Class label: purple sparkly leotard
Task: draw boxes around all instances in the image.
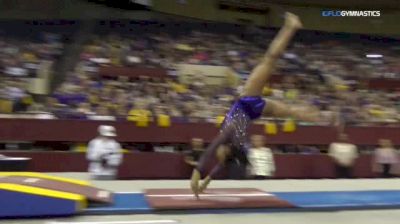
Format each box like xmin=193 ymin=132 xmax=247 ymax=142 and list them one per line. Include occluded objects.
xmin=196 ymin=96 xmax=266 ymax=174
xmin=221 ymin=96 xmax=266 ymax=152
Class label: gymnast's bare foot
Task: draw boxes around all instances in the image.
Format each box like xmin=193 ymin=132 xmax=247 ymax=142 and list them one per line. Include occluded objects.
xmin=199 ymin=175 xmax=211 ymax=193
xmin=190 ymin=169 xmax=201 ymax=199
xmin=285 ymin=12 xmax=302 ymax=29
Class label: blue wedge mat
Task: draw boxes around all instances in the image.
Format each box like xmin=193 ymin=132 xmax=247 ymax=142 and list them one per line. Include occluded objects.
xmin=85 ymin=193 xmax=152 ymax=214
xmin=84 ymin=190 xmax=400 ymax=215
xmin=0 ymin=189 xmax=80 ymax=218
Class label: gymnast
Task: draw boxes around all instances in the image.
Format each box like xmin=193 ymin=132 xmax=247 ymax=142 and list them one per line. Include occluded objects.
xmin=191 ymin=13 xmax=321 ymax=198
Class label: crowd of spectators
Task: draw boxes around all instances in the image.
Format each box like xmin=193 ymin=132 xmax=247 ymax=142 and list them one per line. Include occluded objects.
xmin=0 ymin=30 xmax=64 ymax=115
xmin=0 ymin=22 xmax=399 ymax=125
xmin=0 ymin=77 xmax=33 ymax=113
xmin=52 ymin=24 xmax=400 ymax=125
xmin=0 ymin=31 xmax=64 ymax=77
xmin=45 ymin=73 xmax=231 ymax=123
xmin=78 ymin=25 xmax=400 ymax=81
xmin=38 ymin=68 xmax=399 ymax=125
xmin=266 ymin=75 xmax=400 ymax=125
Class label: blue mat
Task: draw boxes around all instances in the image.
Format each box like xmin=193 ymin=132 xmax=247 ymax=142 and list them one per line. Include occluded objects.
xmin=86 ymin=193 xmax=152 ymax=214
xmin=85 ymin=190 xmax=400 ymax=215
xmin=275 ymin=191 xmax=400 ymax=209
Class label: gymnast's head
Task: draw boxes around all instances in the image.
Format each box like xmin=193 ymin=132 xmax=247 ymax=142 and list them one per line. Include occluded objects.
xmin=251 ymin=135 xmax=266 ymax=148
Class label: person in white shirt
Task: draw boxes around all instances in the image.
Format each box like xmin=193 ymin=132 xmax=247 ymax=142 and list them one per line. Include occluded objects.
xmin=87 ymin=125 xmax=123 ymax=180
xmin=247 ymin=135 xmax=275 ymax=179
xmin=328 ymin=133 xmax=358 ymax=178
xmin=373 ymin=139 xmax=399 ymax=178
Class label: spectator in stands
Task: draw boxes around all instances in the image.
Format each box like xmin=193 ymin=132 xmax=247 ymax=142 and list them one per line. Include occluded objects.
xmin=115 ymin=106 xmax=129 ymax=121
xmin=4 ymin=78 xmax=32 ymax=112
xmin=0 ymin=79 xmax=13 ymax=113
xmin=373 ymin=139 xmax=399 ymax=178
xmin=168 ymin=105 xmax=183 ymax=120
xmin=88 ymin=105 xmax=115 ymax=121
xmin=247 ymin=135 xmax=275 ymax=179
xmin=328 ymin=133 xmax=358 ymax=178
xmin=184 ymin=138 xmax=205 ymax=167
xmin=45 ymin=97 xmax=61 ymax=114
xmin=76 ymin=102 xmax=95 ymax=116
xmin=4 ymin=21 xmax=398 ymax=123
xmin=127 ymin=100 xmax=152 ymax=122
xmin=87 ymin=125 xmax=123 ymax=180
xmin=27 ymin=103 xmax=56 ymax=119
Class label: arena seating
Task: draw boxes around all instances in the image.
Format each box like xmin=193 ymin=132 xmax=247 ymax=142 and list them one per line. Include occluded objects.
xmin=0 ymin=21 xmax=399 ymax=127
xmin=48 ymin=21 xmax=399 ymax=125
xmin=0 ymin=21 xmax=75 ymax=115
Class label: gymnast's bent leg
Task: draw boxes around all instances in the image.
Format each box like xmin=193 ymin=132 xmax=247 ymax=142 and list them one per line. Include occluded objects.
xmin=191 ymin=128 xmax=233 ymax=197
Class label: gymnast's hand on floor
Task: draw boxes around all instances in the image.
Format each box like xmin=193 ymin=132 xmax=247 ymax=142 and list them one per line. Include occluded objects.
xmin=190 ymin=169 xmax=201 ymax=199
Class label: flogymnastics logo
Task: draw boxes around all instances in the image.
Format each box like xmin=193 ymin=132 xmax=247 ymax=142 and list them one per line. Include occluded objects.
xmin=322 ymin=10 xmax=381 ymax=17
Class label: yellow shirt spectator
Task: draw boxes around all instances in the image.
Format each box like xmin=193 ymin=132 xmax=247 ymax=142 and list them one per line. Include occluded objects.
xmin=285 ymin=89 xmax=298 ymax=100
xmin=22 ymin=52 xmax=37 ymax=62
xmin=369 ymin=108 xmax=384 ymax=117
xmin=127 ymin=109 xmax=152 ymax=122
xmin=22 ymin=96 xmax=34 ymax=105
xmin=0 ymin=99 xmax=13 ymax=113
xmin=157 ymin=114 xmax=171 ymax=127
xmin=128 ymin=109 xmax=152 ymax=127
xmin=105 ymin=102 xmax=118 ymax=111
xmin=335 ymin=84 xmax=349 ymax=91
xmin=89 ymin=95 xmax=99 ymax=105
xmin=175 ymin=44 xmax=194 ymax=51
xmin=282 ymin=118 xmax=296 ymax=132
xmin=170 ymin=82 xmax=188 ymax=94
xmin=262 ymin=86 xmax=272 ymax=96
xmin=264 ymin=121 xmax=277 ymax=135
xmin=216 ymin=115 xmax=225 ymax=127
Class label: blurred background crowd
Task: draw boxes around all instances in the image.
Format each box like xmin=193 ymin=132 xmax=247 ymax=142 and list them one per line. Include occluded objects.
xmin=1 ymin=21 xmax=398 ymax=125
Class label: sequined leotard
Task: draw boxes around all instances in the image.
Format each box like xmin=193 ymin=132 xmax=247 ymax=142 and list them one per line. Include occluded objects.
xmin=221 ymin=96 xmax=266 ymax=152
xmin=196 ymin=96 xmax=266 ymax=174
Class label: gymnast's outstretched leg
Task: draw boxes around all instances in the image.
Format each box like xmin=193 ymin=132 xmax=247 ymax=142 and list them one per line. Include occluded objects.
xmin=191 ymin=12 xmax=303 ymax=198
xmin=240 ymin=12 xmax=302 ymax=97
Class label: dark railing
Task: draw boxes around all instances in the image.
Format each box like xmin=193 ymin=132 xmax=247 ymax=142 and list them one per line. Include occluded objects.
xmin=1 ymin=151 xmax=378 ymax=179
xmin=0 ymin=118 xmax=399 ymax=145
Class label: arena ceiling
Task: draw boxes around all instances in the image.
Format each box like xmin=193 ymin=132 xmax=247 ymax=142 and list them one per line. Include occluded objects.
xmin=265 ymin=0 xmax=400 ymax=10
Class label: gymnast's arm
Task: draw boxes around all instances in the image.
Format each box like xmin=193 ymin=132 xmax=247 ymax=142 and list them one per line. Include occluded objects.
xmin=195 ymin=124 xmax=234 ymax=172
xmin=184 ymin=156 xmax=198 ymax=166
xmin=263 ymin=99 xmax=321 ymax=123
